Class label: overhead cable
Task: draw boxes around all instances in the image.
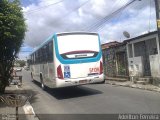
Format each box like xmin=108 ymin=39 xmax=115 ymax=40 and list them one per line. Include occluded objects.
xmin=85 ymin=0 xmax=137 ymax=32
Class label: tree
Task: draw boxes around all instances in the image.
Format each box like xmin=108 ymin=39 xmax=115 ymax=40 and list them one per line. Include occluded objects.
xmin=15 ymin=60 xmax=26 ymax=67
xmin=0 ymin=0 xmax=26 ymax=93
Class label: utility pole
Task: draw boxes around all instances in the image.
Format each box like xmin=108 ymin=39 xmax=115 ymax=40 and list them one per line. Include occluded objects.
xmin=155 ymin=0 xmax=160 ymax=42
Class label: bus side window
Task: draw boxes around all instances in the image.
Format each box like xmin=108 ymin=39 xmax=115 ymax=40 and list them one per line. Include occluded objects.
xmin=48 ymin=41 xmax=53 ymax=62
xmin=40 ymin=48 xmax=43 ymax=63
xmin=40 ymin=46 xmax=46 ymax=63
xmin=30 ymin=54 xmax=33 ymax=64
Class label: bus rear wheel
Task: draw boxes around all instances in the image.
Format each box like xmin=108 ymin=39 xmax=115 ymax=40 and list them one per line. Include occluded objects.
xmin=31 ymin=72 xmax=34 ymax=81
xmin=40 ymin=75 xmax=45 ymax=90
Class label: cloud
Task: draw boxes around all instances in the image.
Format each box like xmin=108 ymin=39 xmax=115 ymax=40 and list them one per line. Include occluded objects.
xmin=20 ymin=0 xmax=157 ymax=59
xmin=97 ymin=0 xmax=157 ymax=43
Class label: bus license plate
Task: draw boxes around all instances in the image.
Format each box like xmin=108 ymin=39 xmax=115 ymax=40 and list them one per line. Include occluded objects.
xmin=79 ymin=80 xmax=87 ymax=84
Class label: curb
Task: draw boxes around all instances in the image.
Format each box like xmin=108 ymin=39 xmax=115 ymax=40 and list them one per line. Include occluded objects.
xmin=105 ymin=81 xmax=160 ymax=93
xmin=16 ymin=85 xmax=39 ymax=120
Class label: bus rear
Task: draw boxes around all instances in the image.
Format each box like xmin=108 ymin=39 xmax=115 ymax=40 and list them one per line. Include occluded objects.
xmin=54 ymin=32 xmax=104 ymax=88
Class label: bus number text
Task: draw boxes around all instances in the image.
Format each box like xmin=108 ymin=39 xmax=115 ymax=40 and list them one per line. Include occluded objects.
xmin=89 ymin=67 xmax=99 ymax=73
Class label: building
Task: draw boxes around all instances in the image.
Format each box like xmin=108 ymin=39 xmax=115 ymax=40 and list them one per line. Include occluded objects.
xmin=102 ymin=41 xmax=129 ymax=79
xmin=101 ymin=41 xmax=120 ymax=50
xmin=102 ymin=31 xmax=160 ymax=86
xmin=126 ymin=31 xmax=160 ymax=86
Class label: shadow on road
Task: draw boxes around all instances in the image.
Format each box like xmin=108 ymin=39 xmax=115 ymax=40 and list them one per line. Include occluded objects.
xmin=32 ymin=80 xmax=103 ymax=100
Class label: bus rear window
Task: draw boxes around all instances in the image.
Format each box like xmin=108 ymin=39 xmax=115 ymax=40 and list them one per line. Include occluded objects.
xmin=57 ymin=34 xmax=100 ymax=59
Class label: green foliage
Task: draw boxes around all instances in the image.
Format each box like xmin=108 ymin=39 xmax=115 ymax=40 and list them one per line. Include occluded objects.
xmin=15 ymin=60 xmax=26 ymax=67
xmin=0 ymin=0 xmax=26 ymax=93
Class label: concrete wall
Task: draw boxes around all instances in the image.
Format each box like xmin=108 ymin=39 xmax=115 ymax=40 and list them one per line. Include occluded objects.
xmin=128 ymin=57 xmax=143 ymax=77
xmin=149 ymin=55 xmax=160 ymax=77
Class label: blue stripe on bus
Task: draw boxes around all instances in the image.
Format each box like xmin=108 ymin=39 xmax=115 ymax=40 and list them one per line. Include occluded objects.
xmin=53 ymin=34 xmax=102 ymax=64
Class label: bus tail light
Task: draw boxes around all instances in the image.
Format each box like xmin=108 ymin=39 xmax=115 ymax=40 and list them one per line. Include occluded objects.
xmin=57 ymin=65 xmax=64 ymax=79
xmin=100 ymin=61 xmax=103 ymax=74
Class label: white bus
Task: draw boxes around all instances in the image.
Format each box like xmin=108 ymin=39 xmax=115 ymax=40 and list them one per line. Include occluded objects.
xmin=30 ymin=32 xmax=104 ymax=89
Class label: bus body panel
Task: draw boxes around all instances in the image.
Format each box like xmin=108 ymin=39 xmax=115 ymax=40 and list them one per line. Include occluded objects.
xmin=31 ymin=39 xmax=57 ymax=88
xmin=55 ymin=60 xmax=102 ymax=79
xmin=42 ymin=62 xmax=56 ymax=88
xmin=56 ymin=74 xmax=104 ymax=88
xmin=31 ymin=64 xmax=40 ymax=81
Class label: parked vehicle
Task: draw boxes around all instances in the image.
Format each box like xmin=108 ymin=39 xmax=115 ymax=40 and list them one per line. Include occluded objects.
xmin=14 ymin=67 xmax=22 ymax=72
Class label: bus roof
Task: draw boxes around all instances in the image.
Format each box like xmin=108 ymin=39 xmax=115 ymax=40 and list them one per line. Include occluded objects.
xmin=30 ymin=32 xmax=99 ymax=55
xmin=56 ymin=32 xmax=98 ymax=36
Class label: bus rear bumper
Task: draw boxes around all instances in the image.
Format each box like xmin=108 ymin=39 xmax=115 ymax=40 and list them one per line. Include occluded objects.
xmin=55 ymin=74 xmax=104 ymax=88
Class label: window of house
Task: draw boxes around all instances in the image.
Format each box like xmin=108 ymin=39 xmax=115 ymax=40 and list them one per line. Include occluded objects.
xmin=134 ymin=41 xmax=145 ymax=57
xmin=146 ymin=38 xmax=158 ymax=55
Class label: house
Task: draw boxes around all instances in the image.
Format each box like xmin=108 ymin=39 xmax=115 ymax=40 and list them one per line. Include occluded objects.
xmin=101 ymin=41 xmax=120 ymax=50
xmin=102 ymin=31 xmax=160 ymax=86
xmin=126 ymin=31 xmax=160 ymax=86
xmin=102 ymin=41 xmax=129 ymax=79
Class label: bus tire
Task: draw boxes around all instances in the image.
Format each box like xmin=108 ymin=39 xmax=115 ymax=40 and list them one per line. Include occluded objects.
xmin=102 ymin=79 xmax=106 ymax=84
xmin=98 ymin=79 xmax=105 ymax=84
xmin=31 ymin=72 xmax=34 ymax=81
xmin=40 ymin=74 xmax=45 ymax=90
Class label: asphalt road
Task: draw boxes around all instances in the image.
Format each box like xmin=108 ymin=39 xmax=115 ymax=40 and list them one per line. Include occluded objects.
xmin=21 ymin=70 xmax=160 ymax=120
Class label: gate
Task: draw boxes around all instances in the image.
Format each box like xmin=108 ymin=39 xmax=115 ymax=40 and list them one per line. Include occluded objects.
xmin=134 ymin=41 xmax=151 ymax=76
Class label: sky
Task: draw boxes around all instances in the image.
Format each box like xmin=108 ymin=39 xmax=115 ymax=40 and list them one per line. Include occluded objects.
xmin=19 ymin=0 xmax=157 ymax=60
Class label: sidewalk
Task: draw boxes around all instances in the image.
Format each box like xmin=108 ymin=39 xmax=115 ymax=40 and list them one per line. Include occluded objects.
xmin=0 ymin=84 xmax=38 ymax=120
xmin=105 ymin=80 xmax=160 ymax=93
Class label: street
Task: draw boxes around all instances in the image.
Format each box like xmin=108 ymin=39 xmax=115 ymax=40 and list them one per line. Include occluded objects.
xmin=21 ymin=70 xmax=160 ymax=117
xmin=1 ymin=0 xmax=160 ymax=120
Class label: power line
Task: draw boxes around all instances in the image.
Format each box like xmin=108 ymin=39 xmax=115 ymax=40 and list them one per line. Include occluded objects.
xmin=61 ymin=0 xmax=90 ymax=18
xmin=89 ymin=0 xmax=137 ymax=31
xmin=80 ymin=0 xmax=124 ymax=31
xmin=97 ymin=0 xmax=139 ymax=32
xmin=84 ymin=0 xmax=137 ymax=32
xmin=62 ymin=0 xmax=91 ymax=31
xmin=26 ymin=0 xmax=91 ymax=30
xmin=25 ymin=0 xmax=65 ymax=14
xmin=25 ymin=0 xmax=91 ymax=26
